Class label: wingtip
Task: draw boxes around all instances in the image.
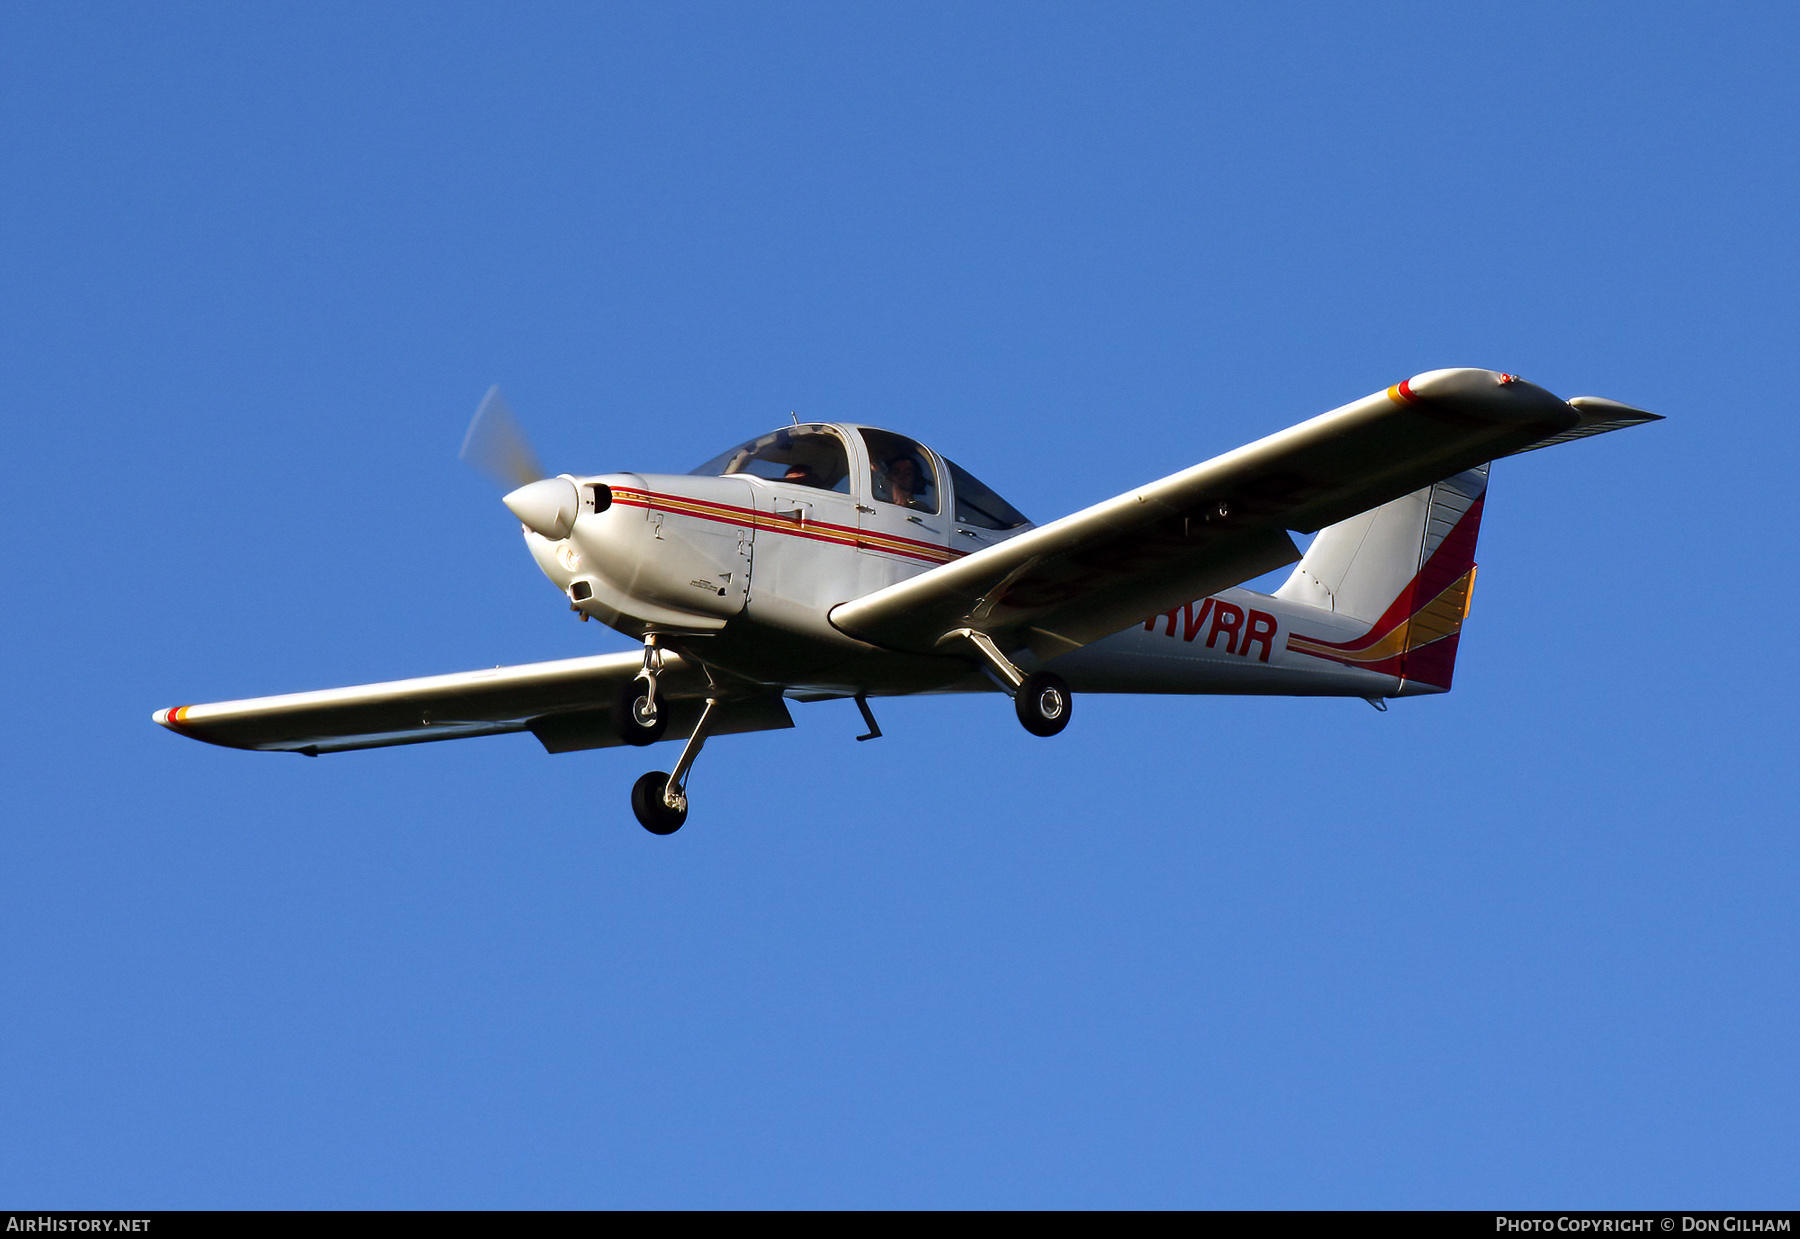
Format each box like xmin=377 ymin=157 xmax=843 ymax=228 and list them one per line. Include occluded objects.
xmin=1567 ymin=395 xmax=1664 ymax=423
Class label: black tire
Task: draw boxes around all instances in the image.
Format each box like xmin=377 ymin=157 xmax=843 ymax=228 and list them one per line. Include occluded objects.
xmin=630 ymin=771 xmax=687 ymax=835
xmin=1015 ymin=670 xmax=1072 ymax=737
xmin=616 ymin=680 xmax=667 ymax=747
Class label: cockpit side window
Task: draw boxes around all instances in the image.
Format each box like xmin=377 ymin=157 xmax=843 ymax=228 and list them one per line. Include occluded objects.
xmin=946 ymin=458 xmax=1030 ymax=530
xmin=859 ymin=429 xmax=939 ymax=515
xmin=689 ymin=426 xmax=852 ymax=493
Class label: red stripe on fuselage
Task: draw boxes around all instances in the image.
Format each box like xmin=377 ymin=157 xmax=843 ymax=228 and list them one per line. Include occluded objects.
xmin=611 ymin=488 xmax=963 ymax=565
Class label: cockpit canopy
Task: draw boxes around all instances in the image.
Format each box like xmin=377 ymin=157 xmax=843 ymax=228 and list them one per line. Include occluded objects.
xmin=690 ymin=424 xmax=1030 ymax=531
xmin=688 ymin=426 xmax=854 ymax=493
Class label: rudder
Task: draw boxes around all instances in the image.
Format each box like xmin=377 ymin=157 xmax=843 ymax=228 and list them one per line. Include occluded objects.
xmin=1275 ymin=465 xmax=1487 ymax=691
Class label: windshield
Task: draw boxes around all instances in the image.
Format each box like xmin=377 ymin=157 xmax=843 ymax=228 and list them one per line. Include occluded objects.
xmin=689 ymin=426 xmax=852 ymax=493
xmin=946 ymin=458 xmax=1030 ymax=530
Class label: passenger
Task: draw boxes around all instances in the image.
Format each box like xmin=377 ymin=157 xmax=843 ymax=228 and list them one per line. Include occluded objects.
xmin=880 ymin=455 xmax=926 ymax=509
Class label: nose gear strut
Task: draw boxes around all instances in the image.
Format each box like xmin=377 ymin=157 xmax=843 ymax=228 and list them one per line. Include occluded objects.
xmin=616 ymin=635 xmax=670 ymax=746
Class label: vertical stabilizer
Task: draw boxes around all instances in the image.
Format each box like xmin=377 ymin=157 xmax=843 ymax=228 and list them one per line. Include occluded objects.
xmin=1275 ymin=465 xmax=1487 ymax=691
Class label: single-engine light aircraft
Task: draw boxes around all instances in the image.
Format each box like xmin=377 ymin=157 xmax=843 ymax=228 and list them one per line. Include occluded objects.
xmin=155 ymin=369 xmax=1660 ymax=834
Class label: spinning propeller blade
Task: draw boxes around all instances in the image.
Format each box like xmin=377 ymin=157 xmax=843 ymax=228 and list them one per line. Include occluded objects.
xmin=459 ymin=386 xmax=545 ymax=490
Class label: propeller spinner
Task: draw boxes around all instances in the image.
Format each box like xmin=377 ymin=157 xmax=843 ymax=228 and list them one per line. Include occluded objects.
xmin=459 ymin=386 xmax=579 ymax=540
xmin=502 ymin=477 xmax=580 ymax=540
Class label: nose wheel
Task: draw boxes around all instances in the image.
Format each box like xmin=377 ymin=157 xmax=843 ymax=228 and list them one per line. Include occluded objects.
xmin=616 ymin=680 xmax=667 ymax=746
xmin=617 ymin=636 xmax=669 ymax=746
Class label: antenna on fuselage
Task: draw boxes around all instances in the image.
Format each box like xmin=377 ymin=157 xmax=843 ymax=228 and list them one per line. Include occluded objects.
xmin=789 ymin=410 xmax=800 ymax=426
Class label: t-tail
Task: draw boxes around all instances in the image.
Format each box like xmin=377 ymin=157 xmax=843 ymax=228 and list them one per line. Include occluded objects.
xmin=1025 ymin=387 xmax=1659 ymax=701
xmin=1057 ymin=467 xmax=1491 ymax=699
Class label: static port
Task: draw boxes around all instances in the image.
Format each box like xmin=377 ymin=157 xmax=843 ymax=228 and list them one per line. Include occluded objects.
xmin=570 ymin=580 xmax=593 ymax=601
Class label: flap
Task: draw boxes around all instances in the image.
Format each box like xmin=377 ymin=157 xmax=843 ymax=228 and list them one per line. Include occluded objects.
xmin=528 ymin=695 xmax=793 ymax=754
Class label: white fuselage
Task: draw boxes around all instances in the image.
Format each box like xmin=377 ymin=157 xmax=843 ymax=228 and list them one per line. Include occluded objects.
xmin=520 ymin=423 xmax=1418 ymax=702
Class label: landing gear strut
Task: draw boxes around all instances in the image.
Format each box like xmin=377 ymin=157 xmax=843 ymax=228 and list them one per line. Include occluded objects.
xmin=629 ymin=696 xmax=723 ymax=835
xmin=617 ymin=635 xmax=669 ymax=746
xmin=942 ymin=627 xmax=1074 ymax=738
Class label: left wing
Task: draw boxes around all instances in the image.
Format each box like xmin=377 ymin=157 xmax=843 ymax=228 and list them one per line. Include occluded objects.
xmin=153 ymin=651 xmax=792 ymax=755
xmin=830 ymin=369 xmax=1587 ymax=660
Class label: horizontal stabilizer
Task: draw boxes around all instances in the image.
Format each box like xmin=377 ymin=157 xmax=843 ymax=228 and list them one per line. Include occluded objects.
xmin=1505 ymin=395 xmax=1662 ymax=455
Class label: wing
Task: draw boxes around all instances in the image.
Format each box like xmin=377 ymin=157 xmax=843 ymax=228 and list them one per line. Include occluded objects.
xmin=153 ymin=651 xmax=792 ymax=756
xmin=830 ymin=369 xmax=1584 ymax=660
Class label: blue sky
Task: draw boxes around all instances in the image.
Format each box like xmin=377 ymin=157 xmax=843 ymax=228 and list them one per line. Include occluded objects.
xmin=2 ymin=1 xmax=1795 ymax=1208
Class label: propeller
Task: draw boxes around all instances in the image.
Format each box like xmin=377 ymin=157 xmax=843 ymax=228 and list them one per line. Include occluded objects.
xmin=459 ymin=385 xmax=545 ymax=491
xmin=459 ymin=386 xmax=578 ymax=540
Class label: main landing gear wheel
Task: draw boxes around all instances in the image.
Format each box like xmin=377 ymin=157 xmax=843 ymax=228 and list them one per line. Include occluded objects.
xmin=630 ymin=771 xmax=687 ymax=834
xmin=616 ymin=680 xmax=667 ymax=746
xmin=1015 ymin=670 xmax=1072 ymax=737
xmin=628 ymin=695 xmax=720 ymax=837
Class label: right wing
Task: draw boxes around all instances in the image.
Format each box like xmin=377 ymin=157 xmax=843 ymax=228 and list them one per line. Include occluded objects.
xmin=153 ymin=651 xmax=792 ymax=756
xmin=830 ymin=369 xmax=1591 ymax=660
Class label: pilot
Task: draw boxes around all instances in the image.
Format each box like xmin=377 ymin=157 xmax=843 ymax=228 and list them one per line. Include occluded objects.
xmin=782 ymin=462 xmax=823 ymax=488
xmin=879 ymin=454 xmax=928 ymax=509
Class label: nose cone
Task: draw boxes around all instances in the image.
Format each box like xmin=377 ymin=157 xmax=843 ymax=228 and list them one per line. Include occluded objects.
xmin=503 ymin=477 xmax=580 ymax=540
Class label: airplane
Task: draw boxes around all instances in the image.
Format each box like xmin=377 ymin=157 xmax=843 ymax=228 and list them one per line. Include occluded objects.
xmin=153 ymin=368 xmax=1660 ymax=835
